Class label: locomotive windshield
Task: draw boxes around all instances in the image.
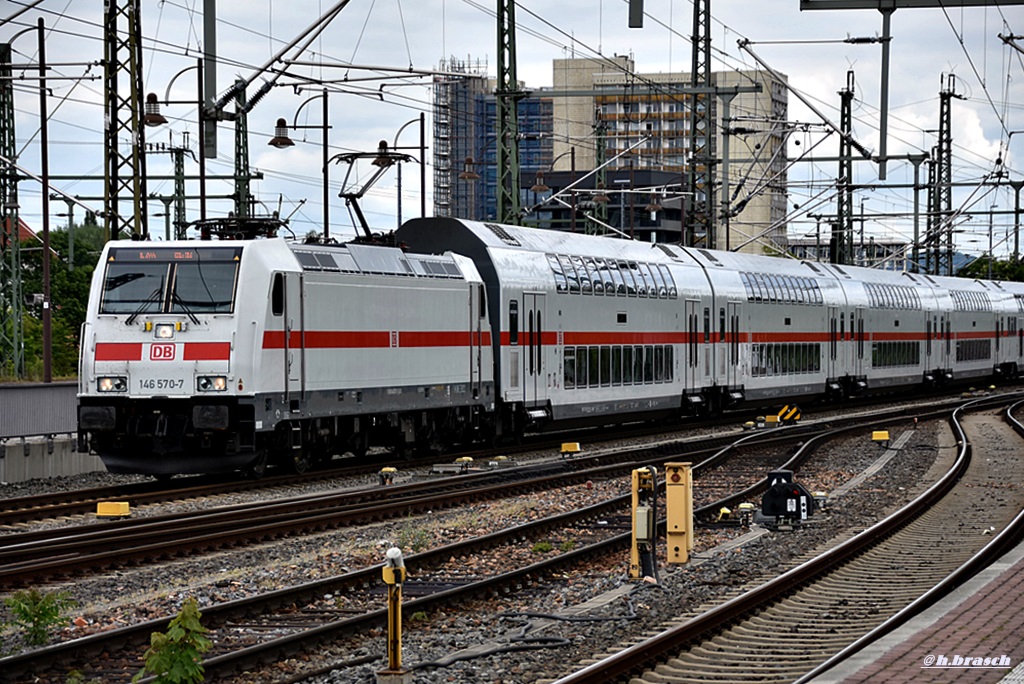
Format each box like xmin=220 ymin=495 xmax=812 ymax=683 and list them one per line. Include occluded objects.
xmin=99 ymin=246 xmax=242 ymax=316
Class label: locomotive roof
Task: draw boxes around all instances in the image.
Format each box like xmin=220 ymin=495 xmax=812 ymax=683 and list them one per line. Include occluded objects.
xmin=288 ymin=239 xmax=466 ymax=279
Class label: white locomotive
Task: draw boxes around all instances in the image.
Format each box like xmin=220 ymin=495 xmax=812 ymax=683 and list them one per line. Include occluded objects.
xmin=78 ymin=218 xmax=1024 ymax=476
xmin=78 ymin=238 xmax=492 ymax=476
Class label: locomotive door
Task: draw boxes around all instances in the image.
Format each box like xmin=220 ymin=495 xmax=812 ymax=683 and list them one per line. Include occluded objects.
xmin=283 ymin=272 xmax=305 ymax=403
xmin=684 ymin=300 xmax=699 ymax=390
xmin=523 ymin=293 xmax=547 ymax=407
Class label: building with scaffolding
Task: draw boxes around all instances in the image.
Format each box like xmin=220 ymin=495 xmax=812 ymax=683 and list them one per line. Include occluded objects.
xmin=433 ymin=57 xmax=553 ymax=221
xmin=433 ymin=56 xmax=789 ymax=255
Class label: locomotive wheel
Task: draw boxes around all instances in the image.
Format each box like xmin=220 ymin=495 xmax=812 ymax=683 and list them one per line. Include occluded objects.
xmin=349 ymin=432 xmax=369 ymax=459
xmin=291 ymin=449 xmax=312 ymax=474
xmin=246 ymin=451 xmax=268 ymax=479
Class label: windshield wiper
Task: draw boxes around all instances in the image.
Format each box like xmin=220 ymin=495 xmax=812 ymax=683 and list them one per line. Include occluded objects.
xmin=126 ymin=287 xmax=163 ymax=325
xmin=170 ymin=290 xmax=201 ymax=325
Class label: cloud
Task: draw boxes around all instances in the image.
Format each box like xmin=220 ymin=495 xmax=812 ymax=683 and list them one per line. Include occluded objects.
xmin=3 ymin=0 xmax=1020 ymax=248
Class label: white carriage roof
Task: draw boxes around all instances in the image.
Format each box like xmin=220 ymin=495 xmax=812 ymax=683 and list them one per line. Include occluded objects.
xmin=408 ymin=218 xmax=697 ymax=266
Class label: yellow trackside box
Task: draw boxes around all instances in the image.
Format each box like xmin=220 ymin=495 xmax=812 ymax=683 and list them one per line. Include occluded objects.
xmin=97 ymin=501 xmax=130 ymax=517
xmin=872 ymin=430 xmax=890 ymax=443
xmin=664 ymin=462 xmax=693 ymax=564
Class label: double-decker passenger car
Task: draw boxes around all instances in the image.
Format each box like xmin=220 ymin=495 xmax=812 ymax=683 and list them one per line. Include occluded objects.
xmin=396 ymin=217 xmax=1024 ymax=424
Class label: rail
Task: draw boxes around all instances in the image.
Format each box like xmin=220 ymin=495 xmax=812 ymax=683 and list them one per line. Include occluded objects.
xmin=550 ymin=394 xmax=1020 ymax=684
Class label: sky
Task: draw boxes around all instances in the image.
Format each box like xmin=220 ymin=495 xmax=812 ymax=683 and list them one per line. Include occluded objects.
xmin=2 ymin=0 xmax=1023 ymax=257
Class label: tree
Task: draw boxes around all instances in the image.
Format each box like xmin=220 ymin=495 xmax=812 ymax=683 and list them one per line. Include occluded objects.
xmin=956 ymin=256 xmax=1024 ymax=282
xmin=9 ymin=222 xmax=105 ymax=380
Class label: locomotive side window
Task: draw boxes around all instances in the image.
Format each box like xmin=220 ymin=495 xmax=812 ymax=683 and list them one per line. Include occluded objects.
xmin=272 ymin=273 xmax=284 ymax=316
xmin=478 ymin=284 xmax=486 ymax=318
xmin=509 ymin=300 xmax=519 ymax=345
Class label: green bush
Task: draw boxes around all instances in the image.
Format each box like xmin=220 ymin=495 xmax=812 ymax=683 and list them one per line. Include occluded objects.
xmin=65 ymin=671 xmax=102 ymax=684
xmin=531 ymin=541 xmax=554 ymax=554
xmin=134 ymin=597 xmax=212 ymax=684
xmin=3 ymin=588 xmax=77 ymax=646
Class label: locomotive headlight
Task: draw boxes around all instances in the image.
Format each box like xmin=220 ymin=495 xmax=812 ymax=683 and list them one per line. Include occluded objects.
xmin=197 ymin=375 xmax=228 ymax=392
xmin=154 ymin=323 xmax=175 ymax=339
xmin=97 ymin=376 xmax=128 ymax=392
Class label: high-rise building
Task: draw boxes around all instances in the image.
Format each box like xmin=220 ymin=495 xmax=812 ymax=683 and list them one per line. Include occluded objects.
xmin=434 ymin=55 xmax=789 ymax=255
xmin=432 ymin=57 xmax=552 ymax=221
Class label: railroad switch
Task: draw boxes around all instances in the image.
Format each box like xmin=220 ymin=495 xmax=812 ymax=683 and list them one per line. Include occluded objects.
xmin=377 ymin=547 xmax=412 ymax=684
xmin=664 ymin=462 xmax=693 ymax=565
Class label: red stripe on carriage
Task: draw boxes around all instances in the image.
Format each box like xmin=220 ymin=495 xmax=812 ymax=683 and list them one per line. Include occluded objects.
xmin=262 ymin=330 xmax=492 ymax=349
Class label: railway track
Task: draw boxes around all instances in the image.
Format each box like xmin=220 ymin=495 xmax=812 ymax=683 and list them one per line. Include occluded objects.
xmin=0 ymin=424 xmax=819 ymax=588
xmin=0 ymin=391 xmax=987 ymax=528
xmin=0 ymin=407 xmax=932 ymax=683
xmin=548 ymin=396 xmax=1024 ymax=684
xmin=0 ymin=418 xmax=744 ymax=528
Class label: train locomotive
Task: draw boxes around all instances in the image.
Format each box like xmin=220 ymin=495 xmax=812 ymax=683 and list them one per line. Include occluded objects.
xmin=78 ymin=217 xmax=1024 ymax=476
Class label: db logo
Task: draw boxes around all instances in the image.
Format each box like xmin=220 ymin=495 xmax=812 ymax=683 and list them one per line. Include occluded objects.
xmin=150 ymin=343 xmax=176 ymax=361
